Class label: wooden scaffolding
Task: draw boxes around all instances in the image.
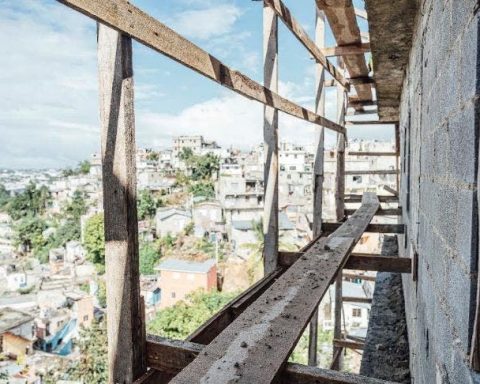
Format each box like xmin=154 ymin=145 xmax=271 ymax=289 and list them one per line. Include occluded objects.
xmin=55 ymin=0 xmax=409 ymax=383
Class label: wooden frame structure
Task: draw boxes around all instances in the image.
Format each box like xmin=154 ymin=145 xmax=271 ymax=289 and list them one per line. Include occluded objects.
xmin=55 ymin=0 xmax=405 ymax=383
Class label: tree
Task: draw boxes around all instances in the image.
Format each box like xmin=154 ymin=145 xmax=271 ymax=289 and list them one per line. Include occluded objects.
xmin=139 ymin=243 xmax=161 ymax=275
xmin=137 ymin=190 xmax=162 ymax=220
xmin=7 ymin=183 xmax=50 ymax=220
xmin=66 ymin=320 xmax=108 ymax=383
xmin=148 ymin=289 xmax=237 ymax=339
xmin=84 ymin=214 xmax=105 ymax=268
xmin=78 ymin=160 xmax=91 ymax=174
xmin=14 ymin=215 xmax=47 ymax=253
xmin=189 ymin=182 xmax=215 ymax=199
xmin=146 ymin=151 xmax=159 ymax=161
xmin=0 ymin=184 xmax=10 ymax=209
xmin=64 ymin=189 xmax=87 ymax=220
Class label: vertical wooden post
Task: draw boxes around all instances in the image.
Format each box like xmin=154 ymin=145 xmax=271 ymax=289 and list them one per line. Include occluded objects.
xmin=332 ymin=58 xmax=346 ymax=371
xmin=308 ymin=6 xmax=326 ymax=367
xmin=263 ymin=2 xmax=279 ymax=275
xmin=98 ymin=24 xmax=146 ymax=383
xmin=395 ymin=123 xmax=400 ymax=192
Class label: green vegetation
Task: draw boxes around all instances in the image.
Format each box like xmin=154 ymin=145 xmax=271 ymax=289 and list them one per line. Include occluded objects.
xmin=139 ymin=242 xmax=161 ymax=275
xmin=62 ymin=160 xmax=91 ymax=177
xmin=7 ymin=182 xmax=50 ymax=220
xmin=0 ymin=184 xmax=10 ymax=209
xmin=148 ymin=289 xmax=237 ymax=339
xmin=189 ymin=181 xmax=215 ymax=198
xmin=84 ymin=213 xmax=105 ymax=271
xmin=289 ymin=329 xmax=334 ymax=366
xmin=146 ymin=151 xmax=159 ymax=161
xmin=137 ymin=189 xmax=163 ymax=220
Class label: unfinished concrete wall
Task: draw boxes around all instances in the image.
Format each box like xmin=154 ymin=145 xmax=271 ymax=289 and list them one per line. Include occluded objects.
xmin=399 ymin=1 xmax=480 ymax=383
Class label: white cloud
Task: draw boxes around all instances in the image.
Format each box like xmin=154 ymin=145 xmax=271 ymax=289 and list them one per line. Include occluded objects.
xmin=0 ymin=0 xmax=100 ymax=169
xmin=169 ymin=4 xmax=243 ymax=40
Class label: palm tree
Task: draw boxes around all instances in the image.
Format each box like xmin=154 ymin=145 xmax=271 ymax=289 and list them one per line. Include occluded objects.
xmin=241 ymin=219 xmax=297 ymax=283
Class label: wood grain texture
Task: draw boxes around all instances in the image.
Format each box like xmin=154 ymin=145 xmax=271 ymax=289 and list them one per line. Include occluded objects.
xmin=57 ymin=0 xmax=345 ymax=134
xmin=264 ymin=0 xmax=348 ymax=89
xmin=263 ymin=4 xmax=279 ymax=275
xmin=98 ymin=25 xmax=146 ymax=382
xmin=169 ymin=194 xmax=379 ymax=384
xmin=145 ymin=337 xmax=399 ymax=384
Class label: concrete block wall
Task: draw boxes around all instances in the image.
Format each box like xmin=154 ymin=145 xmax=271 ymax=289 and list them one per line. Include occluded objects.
xmin=399 ymin=0 xmax=480 ymax=383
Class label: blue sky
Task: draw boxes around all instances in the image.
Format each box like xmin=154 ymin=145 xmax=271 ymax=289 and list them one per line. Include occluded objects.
xmin=0 ymin=0 xmax=392 ymax=169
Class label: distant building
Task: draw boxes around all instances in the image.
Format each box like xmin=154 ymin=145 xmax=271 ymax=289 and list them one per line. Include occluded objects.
xmin=155 ymin=259 xmax=217 ymax=308
xmin=48 ymin=248 xmax=65 ymax=274
xmin=0 ymin=308 xmax=36 ymax=358
xmin=65 ymin=291 xmax=94 ymax=329
xmin=155 ymin=208 xmax=192 ymax=237
xmin=35 ymin=308 xmax=76 ymax=356
xmin=192 ymin=201 xmax=224 ymax=238
xmin=140 ymin=277 xmax=161 ymax=321
xmin=173 ymin=135 xmax=220 ymax=158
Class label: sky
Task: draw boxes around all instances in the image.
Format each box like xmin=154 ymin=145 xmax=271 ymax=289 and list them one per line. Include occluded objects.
xmin=0 ymin=0 xmax=393 ymax=169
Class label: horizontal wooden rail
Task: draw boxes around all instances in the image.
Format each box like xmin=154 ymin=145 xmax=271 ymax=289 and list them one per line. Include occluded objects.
xmin=345 ymin=207 xmax=402 ymax=216
xmin=346 ymin=109 xmax=378 ymax=116
xmin=345 ymin=194 xmax=398 ymax=203
xmin=345 ymin=170 xmax=399 ymax=175
xmin=169 ymin=194 xmax=379 ymax=383
xmin=145 ymin=336 xmax=399 ymax=384
xmin=343 ymin=272 xmax=376 ymax=282
xmin=333 ymin=339 xmax=365 ymax=351
xmin=57 ymin=0 xmax=345 ymax=134
xmin=322 ymin=222 xmax=405 ymax=234
xmin=349 ymin=99 xmax=377 ymax=108
xmin=346 ymin=120 xmax=398 ymax=125
xmin=347 ymin=152 xmax=397 ymax=157
xmin=264 ymin=0 xmax=349 ymax=89
xmin=321 ymin=43 xmax=371 ymax=57
xmin=342 ymin=296 xmax=373 ymax=304
xmin=279 ymin=252 xmax=411 ymax=273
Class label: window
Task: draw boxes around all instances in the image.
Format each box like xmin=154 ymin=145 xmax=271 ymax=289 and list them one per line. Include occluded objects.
xmin=353 ymin=176 xmax=362 ymax=183
xmin=289 ymin=166 xmax=296 ymax=170
xmin=83 ymin=315 xmax=89 ymax=322
xmin=171 ymin=292 xmax=176 ymax=299
xmin=352 ymin=308 xmax=362 ymax=317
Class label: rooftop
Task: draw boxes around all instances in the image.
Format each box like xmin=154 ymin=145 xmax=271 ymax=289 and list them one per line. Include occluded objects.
xmin=0 ymin=308 xmax=34 ymax=333
xmin=155 ymin=258 xmax=216 ymax=274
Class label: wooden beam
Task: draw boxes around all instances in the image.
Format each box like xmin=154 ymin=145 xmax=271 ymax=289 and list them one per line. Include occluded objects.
xmin=349 ymin=99 xmax=378 ymax=108
xmin=278 ymin=252 xmax=411 ymax=273
xmin=343 ymin=272 xmax=376 ymax=282
xmin=316 ymin=0 xmax=373 ymax=106
xmin=145 ymin=336 xmax=399 ymax=384
xmin=57 ymin=0 xmax=345 ymax=134
xmin=383 ymin=185 xmax=399 ymax=197
xmin=321 ymin=43 xmax=370 ymax=57
xmin=335 ymin=59 xmax=346 ymax=222
xmin=264 ymin=0 xmax=349 ymax=90
xmin=309 ymin=6 xmax=327 ymax=367
xmin=322 ymin=223 xmax=405 ymax=234
xmin=98 ymin=25 xmax=146 ymax=382
xmin=169 ymin=194 xmax=379 ymax=384
xmin=345 ymin=255 xmax=412 ymax=273
xmin=188 ymin=268 xmax=285 ymax=344
xmin=263 ymin=3 xmax=279 ymax=275
xmin=345 ymin=208 xmax=402 ymax=216
xmin=342 ymin=296 xmax=373 ymax=304
xmin=346 ymin=109 xmax=378 ymax=116
xmin=347 ymin=152 xmax=397 ymax=156
xmin=345 ymin=194 xmax=398 ymax=203
xmin=333 ymin=339 xmax=365 ymax=350
xmin=346 ymin=120 xmax=398 ymax=125
xmin=345 ymin=170 xmax=399 ymax=175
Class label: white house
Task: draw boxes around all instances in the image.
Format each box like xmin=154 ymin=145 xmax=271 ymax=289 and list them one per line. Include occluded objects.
xmin=155 ymin=208 xmax=192 ymax=237
xmin=192 ymin=201 xmax=224 ymax=238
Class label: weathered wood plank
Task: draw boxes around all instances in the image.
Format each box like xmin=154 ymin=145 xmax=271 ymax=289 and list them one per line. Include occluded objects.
xmin=345 ymin=208 xmax=402 ymax=216
xmin=345 ymin=170 xmax=399 ymax=175
xmin=57 ymin=0 xmax=345 ymax=134
xmin=188 ymin=268 xmax=285 ymax=344
xmin=98 ymin=25 xmax=146 ymax=382
xmin=321 ymin=43 xmax=371 ymax=57
xmin=347 ymin=152 xmax=397 ymax=157
xmin=278 ymin=252 xmax=411 ymax=273
xmin=335 ymin=58 xmax=346 ymax=222
xmin=263 ymin=3 xmax=279 ymax=275
xmin=264 ymin=0 xmax=349 ymax=89
xmin=342 ymin=297 xmax=373 ymax=304
xmin=349 ymin=99 xmax=378 ymax=108
xmin=345 ymin=256 xmax=411 ymax=273
xmin=333 ymin=339 xmax=365 ymax=350
xmin=383 ymin=185 xmax=399 ymax=197
xmin=345 ymin=194 xmax=398 ymax=203
xmin=309 ymin=5 xmax=327 ymax=367
xmin=323 ymin=223 xmax=404 ymax=234
xmin=146 ymin=337 xmax=399 ymax=384
xmin=343 ymin=272 xmax=376 ymax=282
xmin=169 ymin=194 xmax=379 ymax=384
xmin=346 ymin=120 xmax=398 ymax=125
xmin=316 ymin=0 xmax=373 ymax=106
